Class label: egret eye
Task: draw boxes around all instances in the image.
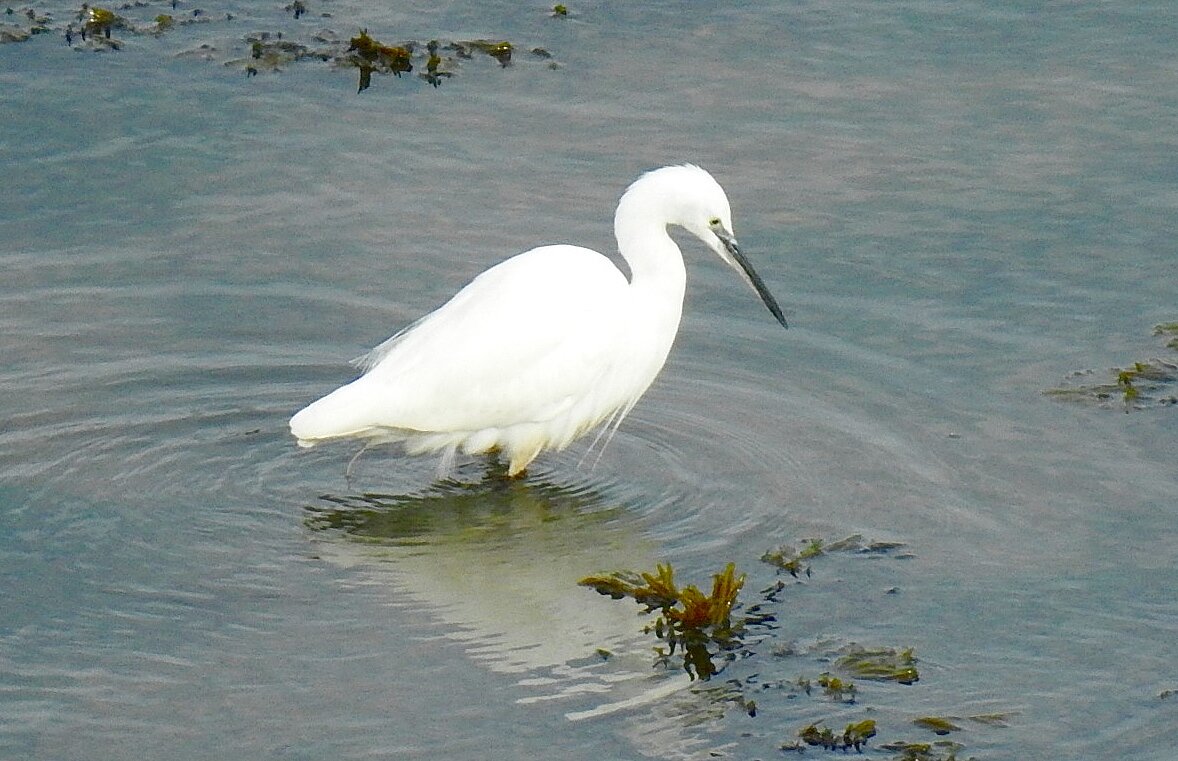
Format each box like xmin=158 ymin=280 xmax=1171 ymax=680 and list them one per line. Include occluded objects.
xmin=708 ymin=217 xmax=722 ymax=228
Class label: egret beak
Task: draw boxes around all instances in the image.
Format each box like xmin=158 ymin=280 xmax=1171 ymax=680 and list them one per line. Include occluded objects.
xmin=713 ymin=227 xmax=788 ymax=329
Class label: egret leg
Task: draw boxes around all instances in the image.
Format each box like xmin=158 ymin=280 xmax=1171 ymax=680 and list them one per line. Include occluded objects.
xmin=345 ymin=442 xmax=371 ymax=484
xmin=477 ymin=450 xmax=532 ymax=480
xmin=507 ymin=443 xmax=542 ymax=478
xmin=436 ymin=444 xmax=459 ymax=480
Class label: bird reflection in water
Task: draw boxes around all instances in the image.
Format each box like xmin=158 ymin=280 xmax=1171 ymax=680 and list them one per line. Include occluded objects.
xmin=303 ymin=469 xmax=668 ymax=698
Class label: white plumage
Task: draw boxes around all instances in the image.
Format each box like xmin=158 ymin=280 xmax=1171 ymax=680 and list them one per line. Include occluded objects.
xmin=290 ymin=164 xmax=787 ymax=476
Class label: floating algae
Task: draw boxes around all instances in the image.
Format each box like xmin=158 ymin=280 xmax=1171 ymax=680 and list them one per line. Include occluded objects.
xmin=1154 ymin=322 xmax=1178 ymax=350
xmin=237 ymin=32 xmax=332 ymax=74
xmin=580 ymin=535 xmax=1013 ymax=758
xmin=762 ymin=534 xmax=911 ymax=578
xmin=419 ymin=39 xmax=452 ymax=87
xmin=1 ymin=23 xmax=32 ymax=43
xmin=82 ymin=5 xmax=119 ymax=39
xmin=835 ymin=644 xmax=920 ymax=684
xmin=1046 ymin=321 xmax=1178 ymax=410
xmin=1 ymin=6 xmax=51 ymax=42
xmin=789 ymin=719 xmax=877 ymax=752
xmin=816 ymin=672 xmax=858 ymax=703
xmin=878 ymin=739 xmax=969 ymax=761
xmin=913 ymin=716 xmax=962 ymax=735
xmin=9 ymin=4 xmax=557 ymax=89
xmin=463 ymin=38 xmax=512 ymax=66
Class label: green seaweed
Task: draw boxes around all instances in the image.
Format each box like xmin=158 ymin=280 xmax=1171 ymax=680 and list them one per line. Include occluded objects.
xmin=879 ymin=739 xmax=970 ymax=761
xmin=465 ymin=38 xmax=513 ymax=66
xmin=342 ymin=30 xmax=413 ymax=91
xmin=762 ymin=534 xmax=910 ymax=577
xmin=1154 ymin=321 xmax=1178 ymax=350
xmin=2 ymin=7 xmax=51 ymax=41
xmin=913 ymin=716 xmax=961 ymax=735
xmin=579 ymin=533 xmax=1012 ymax=756
xmin=16 ymin=6 xmax=556 ymax=89
xmin=420 ymin=39 xmax=452 ymax=87
xmin=1047 ymin=359 xmax=1178 ymax=409
xmin=1 ymin=23 xmax=31 ymax=43
xmin=965 ymin=712 xmax=1013 ymax=727
xmin=835 ymin=644 xmax=920 ymax=684
xmin=695 ymin=679 xmax=759 ymax=717
xmin=817 ymin=672 xmax=857 ymax=703
xmin=844 ymin=719 xmax=879 ymax=751
xmin=81 ymin=5 xmax=118 ymax=39
xmin=348 ymin=31 xmax=411 ymax=68
xmin=1046 ymin=321 xmax=1178 ymax=409
xmin=792 ymin=719 xmax=877 ymax=752
xmin=579 ymin=562 xmax=746 ymax=680
xmin=760 ymin=538 xmax=820 ymax=577
xmin=827 ymin=534 xmax=909 ymax=554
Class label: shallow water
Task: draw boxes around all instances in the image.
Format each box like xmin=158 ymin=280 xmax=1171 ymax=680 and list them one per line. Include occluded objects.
xmin=2 ymin=1 xmax=1177 ymax=759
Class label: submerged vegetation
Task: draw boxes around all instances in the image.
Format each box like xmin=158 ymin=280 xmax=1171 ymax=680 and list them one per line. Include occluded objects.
xmin=815 ymin=672 xmax=858 ymax=702
xmin=334 ymin=33 xmax=537 ymax=91
xmin=762 ymin=534 xmax=910 ymax=577
xmin=581 ymin=536 xmax=1007 ymax=758
xmin=1046 ymin=322 xmax=1178 ymax=410
xmin=3 ymin=1 xmax=561 ymax=90
xmin=913 ymin=716 xmax=963 ymax=735
xmin=791 ymin=719 xmax=878 ymax=752
xmin=305 ymin=465 xmax=1018 ymax=760
xmin=878 ymin=739 xmax=970 ymax=761
xmin=1154 ymin=322 xmax=1178 ymax=350
xmin=836 ymin=644 xmax=920 ymax=684
xmin=579 ymin=562 xmax=748 ymax=681
xmin=344 ymin=29 xmax=412 ymax=91
xmin=308 ymin=476 xmax=1012 ymax=758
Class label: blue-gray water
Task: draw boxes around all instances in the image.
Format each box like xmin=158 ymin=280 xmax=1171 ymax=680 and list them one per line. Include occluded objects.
xmin=3 ymin=1 xmax=1177 ymax=759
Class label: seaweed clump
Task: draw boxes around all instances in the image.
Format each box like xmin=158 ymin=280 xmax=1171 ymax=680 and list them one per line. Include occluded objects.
xmin=1046 ymin=321 xmax=1178 ymax=410
xmin=788 ymin=719 xmax=877 ymax=752
xmin=338 ymin=32 xmax=541 ymax=90
xmin=421 ymin=39 xmax=452 ymax=88
xmin=2 ymin=7 xmax=52 ymax=43
xmin=761 ymin=538 xmax=823 ymax=578
xmin=1155 ymin=321 xmax=1178 ymax=350
xmin=467 ymin=39 xmax=512 ymax=65
xmin=762 ymin=534 xmax=910 ymax=578
xmin=343 ymin=29 xmax=412 ymax=91
xmin=836 ymin=644 xmax=920 ymax=684
xmin=9 ymin=5 xmax=558 ymax=88
xmin=816 ymin=672 xmax=858 ymax=702
xmin=60 ymin=4 xmax=127 ymax=49
xmin=878 ymin=739 xmax=969 ymax=760
xmin=241 ymin=32 xmax=330 ymax=75
xmin=912 ymin=716 xmax=962 ymax=735
xmin=579 ymin=562 xmax=747 ymax=680
xmin=82 ymin=5 xmax=119 ymax=39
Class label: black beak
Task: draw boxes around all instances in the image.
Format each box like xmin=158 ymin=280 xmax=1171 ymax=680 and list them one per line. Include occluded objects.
xmin=717 ymin=229 xmax=788 ymax=329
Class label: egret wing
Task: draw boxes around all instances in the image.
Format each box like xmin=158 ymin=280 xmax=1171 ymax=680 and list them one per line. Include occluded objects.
xmin=296 ymin=245 xmax=631 ymax=439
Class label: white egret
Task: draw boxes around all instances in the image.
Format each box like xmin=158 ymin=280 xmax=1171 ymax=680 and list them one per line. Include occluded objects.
xmin=290 ymin=164 xmax=787 ymax=476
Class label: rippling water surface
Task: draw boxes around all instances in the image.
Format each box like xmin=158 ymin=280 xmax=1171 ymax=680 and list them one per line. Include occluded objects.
xmin=3 ymin=1 xmax=1177 ymax=759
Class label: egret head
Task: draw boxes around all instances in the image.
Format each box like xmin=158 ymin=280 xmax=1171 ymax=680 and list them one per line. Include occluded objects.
xmin=664 ymin=165 xmax=789 ymax=329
